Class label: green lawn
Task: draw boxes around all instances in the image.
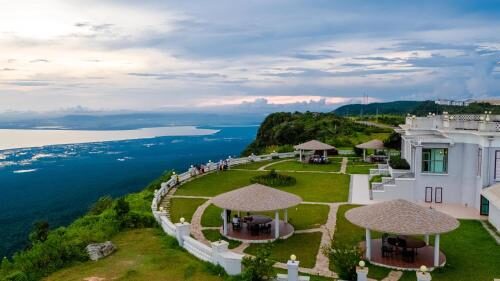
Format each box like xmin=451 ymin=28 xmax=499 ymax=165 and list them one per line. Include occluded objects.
xmin=45 ymin=229 xmax=223 ymax=281
xmin=175 ymin=170 xmax=350 ymax=203
xmin=346 ymin=164 xmax=377 ymax=174
xmin=244 ymin=232 xmax=323 ymax=268
xmin=234 ymin=159 xmax=283 ymax=170
xmin=169 ymin=198 xmax=206 ymax=224
xmin=201 ymin=203 xmax=330 ymax=230
xmin=333 ymin=205 xmax=500 ymax=281
xmin=266 ymin=160 xmax=341 ymax=172
xmin=202 ymin=229 xmax=242 ymax=249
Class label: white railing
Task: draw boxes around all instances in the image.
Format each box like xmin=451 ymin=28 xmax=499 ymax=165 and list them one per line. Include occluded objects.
xmin=150 ymin=151 xmax=298 ymax=275
xmin=183 ymin=236 xmax=213 ymax=262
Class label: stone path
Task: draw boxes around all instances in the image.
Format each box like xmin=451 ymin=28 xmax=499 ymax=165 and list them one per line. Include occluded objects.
xmin=190 ymin=199 xmax=213 ymax=245
xmin=232 ymin=242 xmax=250 ymax=254
xmin=340 ymin=157 xmax=348 ymax=174
xmin=258 ymin=159 xmax=293 ymax=171
xmin=381 ymin=270 xmax=403 ymax=281
xmin=349 ymin=174 xmax=372 ymax=205
xmin=170 ymin=195 xmax=213 ymax=199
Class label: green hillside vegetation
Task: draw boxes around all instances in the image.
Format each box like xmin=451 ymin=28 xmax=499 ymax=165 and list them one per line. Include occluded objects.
xmin=0 ymin=171 xmax=174 ymax=281
xmin=334 ymin=100 xmax=500 ymax=117
xmin=242 ymin=112 xmax=391 ymax=155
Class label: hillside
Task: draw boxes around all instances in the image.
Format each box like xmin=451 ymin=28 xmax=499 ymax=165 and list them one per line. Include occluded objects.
xmin=334 ymin=100 xmax=500 ymax=116
xmin=242 ymin=112 xmax=391 ymax=155
xmin=334 ymin=101 xmax=424 ymax=116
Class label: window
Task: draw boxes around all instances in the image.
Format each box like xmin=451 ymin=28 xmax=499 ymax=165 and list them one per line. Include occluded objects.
xmin=422 ymin=148 xmax=448 ymax=173
xmin=477 ymin=148 xmax=482 ymax=177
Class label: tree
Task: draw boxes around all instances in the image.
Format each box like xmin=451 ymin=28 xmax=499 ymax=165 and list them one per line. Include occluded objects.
xmin=241 ymin=244 xmax=275 ymax=281
xmin=29 ymin=221 xmax=49 ymax=244
xmin=88 ymin=196 xmax=114 ymax=215
xmin=328 ymin=243 xmax=362 ymax=281
xmin=384 ymin=131 xmax=401 ymax=150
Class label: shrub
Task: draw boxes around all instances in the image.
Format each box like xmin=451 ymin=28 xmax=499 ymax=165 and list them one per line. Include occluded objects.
xmin=114 ymin=198 xmax=130 ymax=218
xmin=3 ymin=271 xmax=28 ymax=281
xmin=88 ymin=196 xmax=114 ymax=215
xmin=250 ymin=170 xmax=296 ymax=187
xmin=328 ymin=243 xmax=362 ymax=281
xmin=241 ymin=244 xmax=275 ymax=281
xmin=29 ymin=221 xmax=49 ymax=244
xmin=389 ymin=156 xmax=410 ymax=169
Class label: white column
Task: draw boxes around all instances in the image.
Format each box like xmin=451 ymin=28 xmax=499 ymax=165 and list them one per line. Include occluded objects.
xmin=175 ymin=222 xmax=191 ymax=246
xmin=299 ymin=150 xmax=302 ymax=161
xmin=275 ymin=210 xmax=280 ymax=239
xmin=365 ymin=229 xmax=371 ymax=261
xmin=287 ymin=260 xmax=299 ymax=281
xmin=356 ymin=266 xmax=368 ymax=281
xmin=284 ymin=209 xmax=288 ymax=224
xmin=416 ymin=271 xmax=432 ymax=281
xmin=323 ymin=150 xmax=327 ymax=158
xmin=434 ymin=234 xmax=440 ymax=267
xmin=425 ymin=234 xmax=429 ymax=245
xmin=223 ymin=209 xmax=228 ymax=235
xmin=363 ymin=149 xmax=366 ymax=161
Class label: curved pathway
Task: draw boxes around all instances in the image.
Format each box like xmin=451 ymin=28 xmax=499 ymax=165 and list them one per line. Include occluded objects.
xmin=258 ymin=159 xmax=293 ymax=171
xmin=189 ymin=199 xmax=213 ymax=245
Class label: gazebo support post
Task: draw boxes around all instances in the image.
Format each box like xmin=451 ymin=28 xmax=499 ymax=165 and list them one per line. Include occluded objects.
xmin=434 ymin=234 xmax=440 ymax=267
xmin=365 ymin=229 xmax=371 ymax=261
xmin=323 ymin=149 xmax=327 ymax=158
xmin=425 ymin=234 xmax=429 ymax=245
xmin=363 ymin=149 xmax=366 ymax=162
xmin=223 ymin=209 xmax=228 ymax=235
xmin=275 ymin=211 xmax=280 ymax=239
xmin=284 ymin=209 xmax=288 ymax=224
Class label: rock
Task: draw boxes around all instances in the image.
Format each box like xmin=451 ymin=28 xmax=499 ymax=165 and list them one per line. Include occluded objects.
xmin=86 ymin=241 xmax=116 ymax=261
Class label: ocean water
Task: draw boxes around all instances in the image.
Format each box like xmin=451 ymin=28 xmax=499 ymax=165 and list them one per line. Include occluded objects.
xmin=0 ymin=126 xmax=257 ymax=257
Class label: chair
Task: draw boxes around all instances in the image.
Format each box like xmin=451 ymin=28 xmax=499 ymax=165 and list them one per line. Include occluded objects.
xmin=232 ymin=221 xmax=241 ymax=231
xmin=399 ymin=240 xmax=415 ymax=262
xmin=381 ymin=233 xmax=395 ymax=258
xmin=261 ymin=224 xmax=272 ymax=234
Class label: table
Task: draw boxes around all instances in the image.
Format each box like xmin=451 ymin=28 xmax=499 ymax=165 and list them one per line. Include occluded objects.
xmin=246 ymin=215 xmax=272 ymax=225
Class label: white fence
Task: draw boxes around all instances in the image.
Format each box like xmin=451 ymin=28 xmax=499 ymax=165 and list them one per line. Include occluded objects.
xmin=150 ymin=151 xmax=297 ymax=276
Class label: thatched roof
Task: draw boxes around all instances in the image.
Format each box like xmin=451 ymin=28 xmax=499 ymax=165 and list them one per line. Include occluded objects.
xmin=482 ymin=183 xmax=500 ymax=209
xmin=294 ymin=140 xmax=336 ymax=151
xmin=345 ymin=199 xmax=459 ymax=235
xmin=212 ymin=184 xmax=302 ymax=212
xmin=356 ymin=139 xmax=385 ymax=150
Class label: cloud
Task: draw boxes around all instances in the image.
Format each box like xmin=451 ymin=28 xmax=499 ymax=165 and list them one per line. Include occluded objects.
xmin=0 ymin=0 xmax=499 ymax=112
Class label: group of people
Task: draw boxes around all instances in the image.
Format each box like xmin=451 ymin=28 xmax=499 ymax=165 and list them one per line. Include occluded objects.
xmin=308 ymin=155 xmax=329 ymax=164
xmin=217 ymin=159 xmax=230 ymax=171
xmin=189 ymin=164 xmax=207 ymax=176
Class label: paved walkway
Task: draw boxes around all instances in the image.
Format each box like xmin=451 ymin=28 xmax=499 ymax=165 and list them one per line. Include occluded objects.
xmin=381 ymin=270 xmax=403 ymax=281
xmin=417 ymin=202 xmax=484 ymax=220
xmin=190 ymin=199 xmax=213 ymax=245
xmin=340 ymin=157 xmax=348 ymax=174
xmin=480 ymin=220 xmax=500 ymax=244
xmin=349 ymin=174 xmax=372 ymax=205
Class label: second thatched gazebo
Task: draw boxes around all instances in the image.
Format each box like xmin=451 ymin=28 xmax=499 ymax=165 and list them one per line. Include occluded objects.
xmin=345 ymin=199 xmax=459 ymax=269
xmin=355 ymin=139 xmax=385 ymax=161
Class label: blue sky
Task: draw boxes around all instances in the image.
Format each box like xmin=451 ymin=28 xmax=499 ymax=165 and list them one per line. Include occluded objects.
xmin=0 ymin=0 xmax=499 ymax=112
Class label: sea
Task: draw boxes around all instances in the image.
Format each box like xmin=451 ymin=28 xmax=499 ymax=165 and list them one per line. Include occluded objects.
xmin=0 ymin=125 xmax=258 ymax=257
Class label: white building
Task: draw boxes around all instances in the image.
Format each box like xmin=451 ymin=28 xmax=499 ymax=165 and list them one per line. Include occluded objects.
xmin=434 ymin=99 xmax=471 ymax=106
xmin=371 ymin=113 xmax=500 ymax=230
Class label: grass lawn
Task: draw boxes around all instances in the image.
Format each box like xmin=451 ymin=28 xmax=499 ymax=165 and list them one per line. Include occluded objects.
xmin=346 ymin=164 xmax=377 ymax=174
xmin=176 ymin=170 xmax=350 ymax=203
xmin=333 ymin=205 xmax=500 ymax=281
xmin=234 ymin=159 xmax=283 ymax=170
xmin=45 ymin=228 xmax=223 ymax=281
xmin=169 ymin=198 xmax=206 ymax=224
xmin=266 ymin=160 xmax=341 ymax=172
xmin=244 ymin=232 xmax=322 ymax=268
xmin=201 ymin=204 xmax=330 ymax=230
xmin=202 ymin=229 xmax=242 ymax=249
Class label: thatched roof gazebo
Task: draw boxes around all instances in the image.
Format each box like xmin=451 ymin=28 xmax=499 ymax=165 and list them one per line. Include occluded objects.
xmin=346 ymin=199 xmax=459 ymax=267
xmin=212 ymin=184 xmax=302 ymax=240
xmin=294 ymin=140 xmax=336 ymax=162
xmin=355 ymin=139 xmax=385 ymax=161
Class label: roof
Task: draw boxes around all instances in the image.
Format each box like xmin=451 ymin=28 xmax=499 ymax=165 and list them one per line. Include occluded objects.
xmin=355 ymin=139 xmax=385 ymax=150
xmin=345 ymin=199 xmax=459 ymax=235
xmin=294 ymin=140 xmax=336 ymax=151
xmin=212 ymin=184 xmax=302 ymax=212
xmin=482 ymin=184 xmax=500 ymax=209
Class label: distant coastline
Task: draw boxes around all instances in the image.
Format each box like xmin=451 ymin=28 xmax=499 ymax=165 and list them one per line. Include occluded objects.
xmin=0 ymin=126 xmax=219 ymax=151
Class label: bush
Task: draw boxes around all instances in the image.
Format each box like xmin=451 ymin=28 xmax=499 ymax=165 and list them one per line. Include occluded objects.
xmin=250 ymin=170 xmax=296 ymax=187
xmin=29 ymin=221 xmax=49 ymax=244
xmin=241 ymin=244 xmax=275 ymax=281
xmin=88 ymin=196 xmax=114 ymax=215
xmin=114 ymin=198 xmax=130 ymax=218
xmin=389 ymin=156 xmax=410 ymax=169
xmin=328 ymin=243 xmax=362 ymax=281
xmin=3 ymin=271 xmax=28 ymax=281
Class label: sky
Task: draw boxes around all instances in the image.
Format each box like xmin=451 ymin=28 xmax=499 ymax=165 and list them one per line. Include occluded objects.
xmin=0 ymin=0 xmax=500 ymax=113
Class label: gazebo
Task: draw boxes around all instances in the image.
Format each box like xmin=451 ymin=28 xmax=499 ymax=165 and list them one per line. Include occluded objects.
xmin=345 ymin=199 xmax=459 ymax=269
xmin=294 ymin=140 xmax=336 ymax=162
xmin=355 ymin=139 xmax=385 ymax=162
xmin=212 ymin=184 xmax=302 ymax=242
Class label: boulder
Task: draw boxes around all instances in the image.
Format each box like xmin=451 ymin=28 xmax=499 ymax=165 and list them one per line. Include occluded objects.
xmin=86 ymin=241 xmax=116 ymax=261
